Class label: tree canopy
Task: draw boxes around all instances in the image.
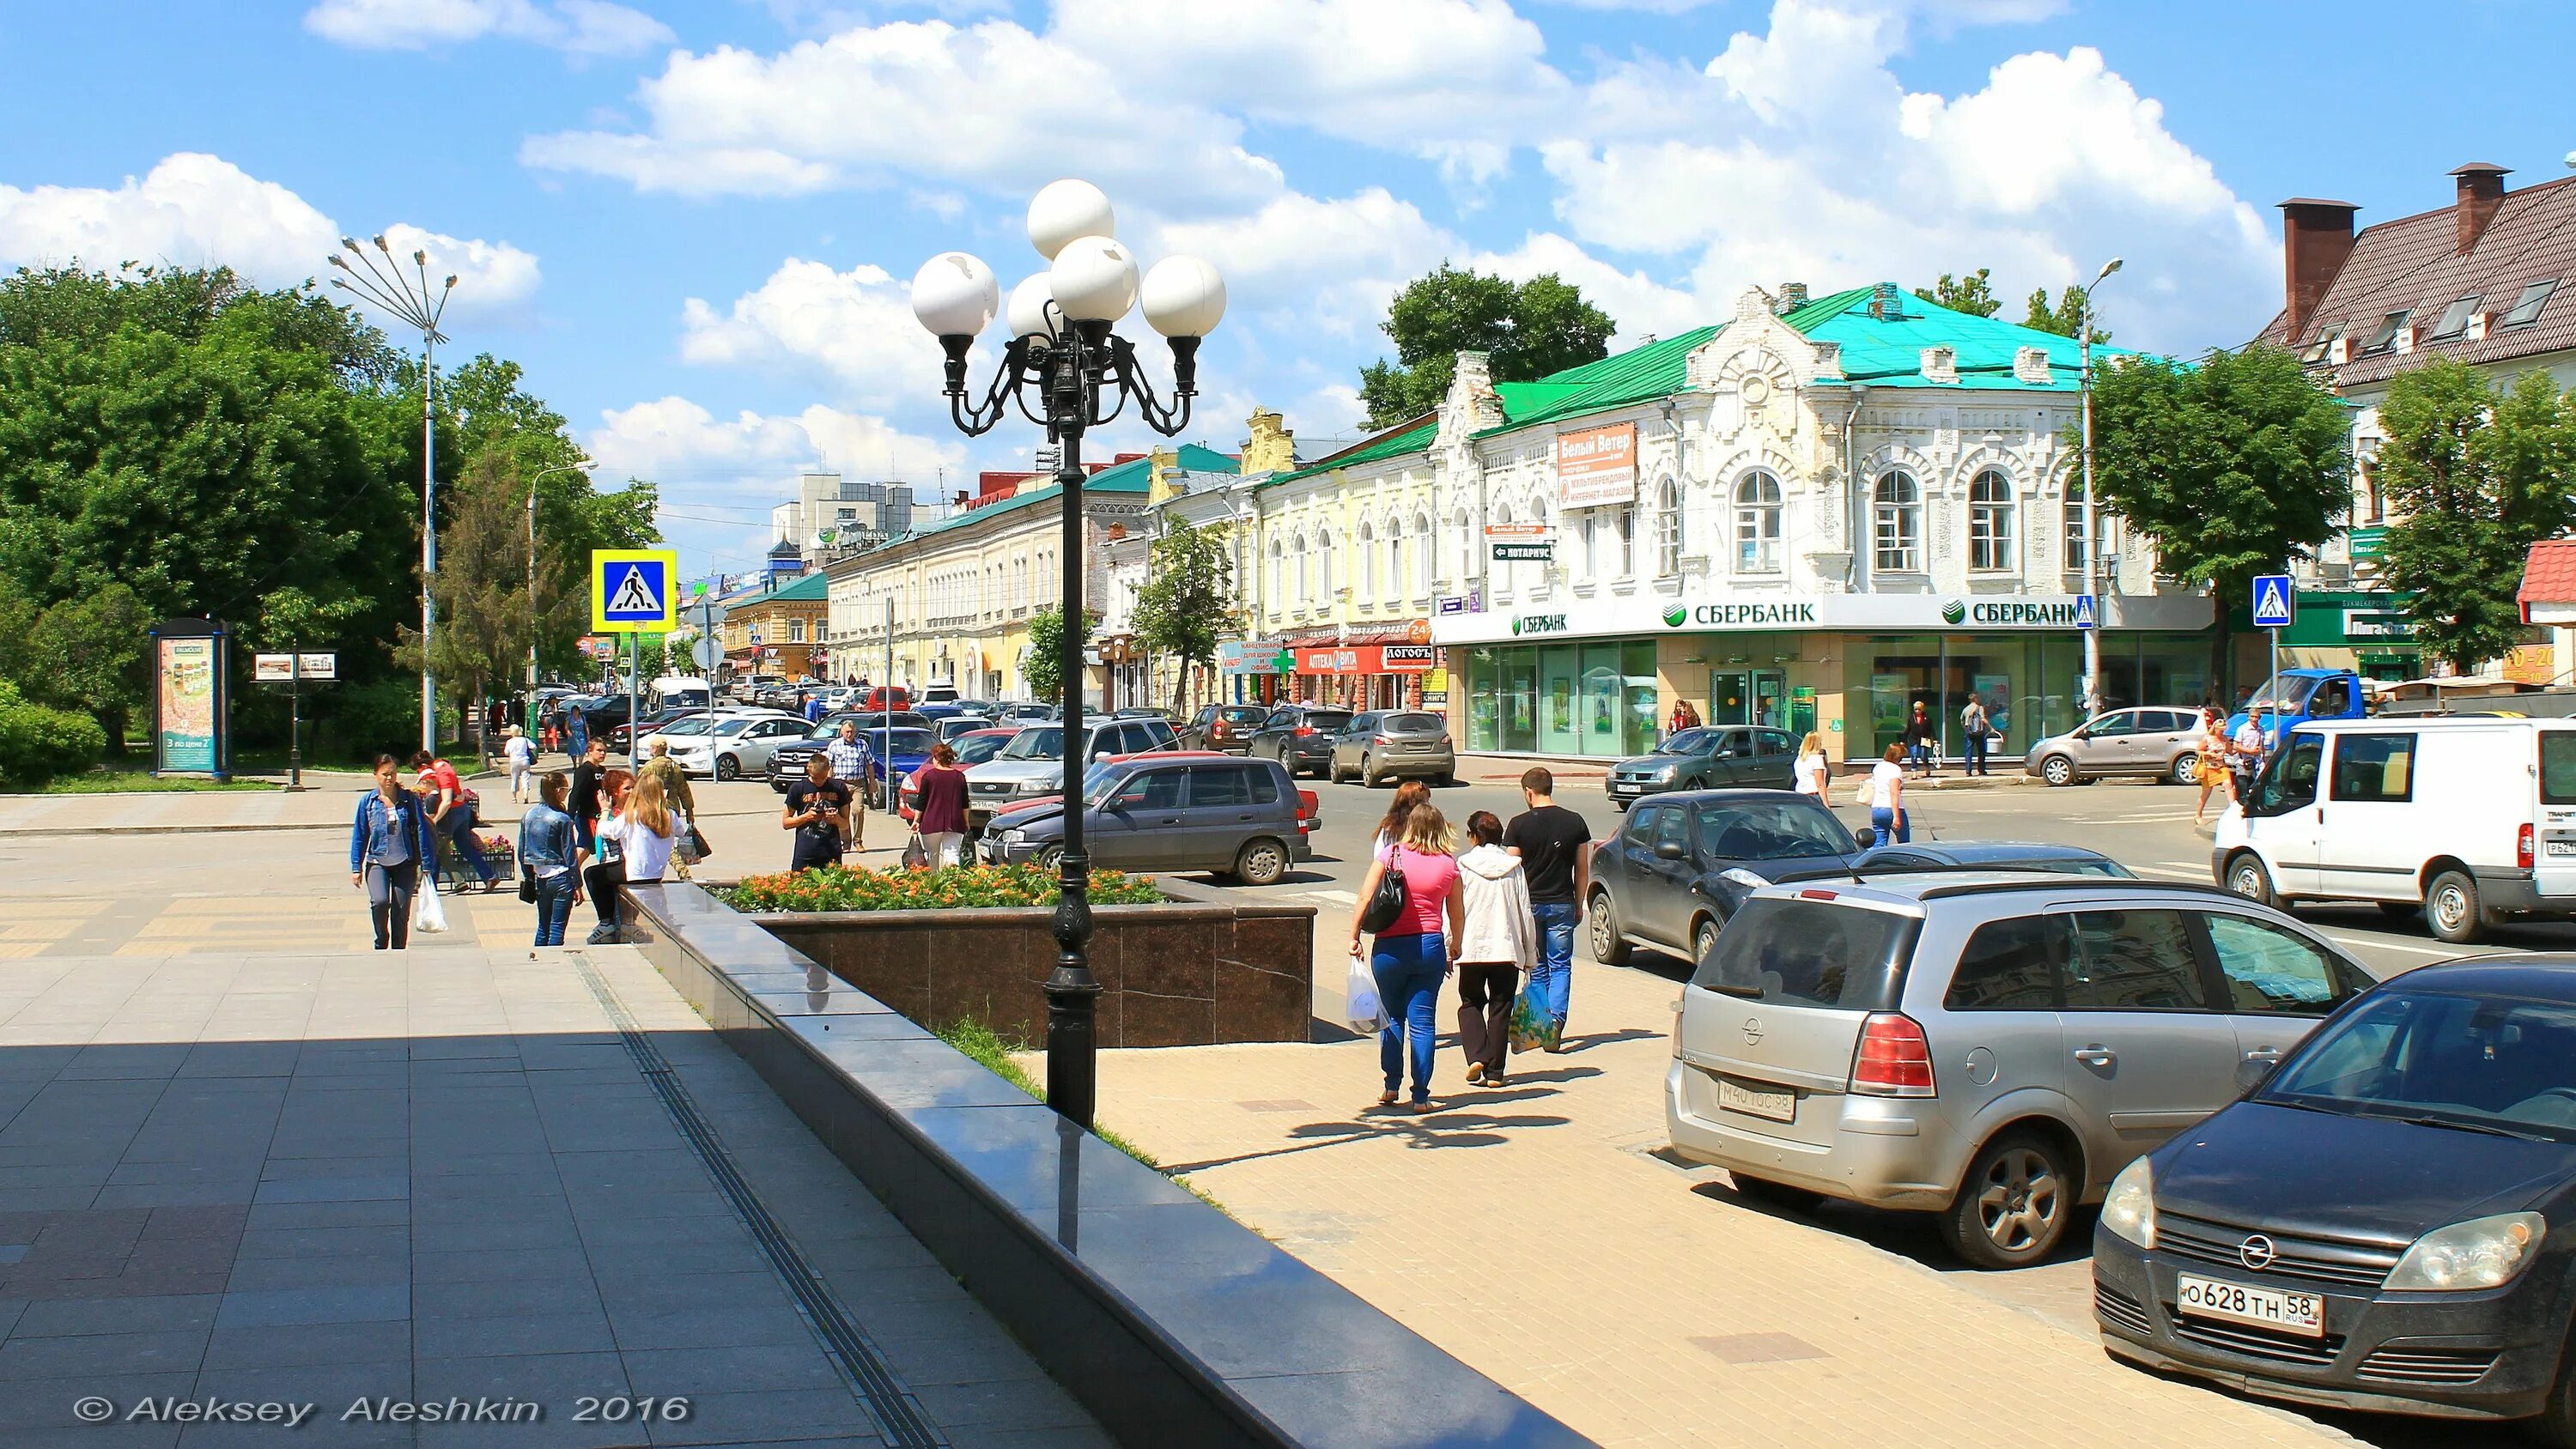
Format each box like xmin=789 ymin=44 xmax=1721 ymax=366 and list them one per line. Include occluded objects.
xmin=1914 ymin=270 xmax=2001 ymax=318
xmin=2374 ymin=361 xmax=2576 ymax=671
xmin=1132 ymin=519 xmax=1240 ymax=712
xmin=1358 ymin=264 xmax=1615 ymax=428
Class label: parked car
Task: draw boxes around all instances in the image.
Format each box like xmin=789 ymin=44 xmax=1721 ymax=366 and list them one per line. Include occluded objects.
xmin=2215 ymin=716 xmax=2576 ymax=944
xmin=1587 ymin=789 xmax=1864 ymax=968
xmin=1181 ymin=704 xmax=1270 ymax=752
xmin=993 ymin=700 xmax=1057 ymax=723
xmin=606 ymin=706 xmax=704 ymax=754
xmin=2026 ymin=707 xmax=2208 ymax=787
xmin=661 ymin=711 xmax=807 ymax=780
xmin=1665 ymin=874 xmax=2372 ymax=1267
xmin=932 ymin=714 xmax=996 ymax=744
xmin=1607 ymin=726 xmax=1798 ymax=809
xmin=964 ymin=718 xmax=1179 ymax=826
xmin=1327 ymin=710 xmax=1455 ymax=787
xmin=981 ymin=754 xmax=1314 ymax=884
xmin=859 ymin=685 xmax=910 ymax=713
xmin=1851 ymin=840 xmax=2135 ymax=876
xmin=2094 ymin=954 xmax=2576 ymax=1434
xmin=1246 ymin=705 xmax=1353 ymax=779
xmin=920 ymin=683 xmax=960 ymax=706
xmin=764 ymin=716 xmax=933 ymax=796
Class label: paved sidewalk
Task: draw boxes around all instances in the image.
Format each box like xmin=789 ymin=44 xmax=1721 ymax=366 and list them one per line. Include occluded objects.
xmin=0 ymin=881 xmax=1105 ymax=1445
xmin=1023 ymin=956 xmax=2354 ymax=1449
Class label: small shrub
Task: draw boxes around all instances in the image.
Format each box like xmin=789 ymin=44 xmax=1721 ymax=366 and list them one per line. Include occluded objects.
xmin=722 ymin=863 xmax=1163 ymax=913
xmin=0 ymin=681 xmax=108 ymax=785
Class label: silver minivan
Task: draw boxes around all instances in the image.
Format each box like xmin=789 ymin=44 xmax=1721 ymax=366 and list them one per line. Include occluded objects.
xmin=1664 ymin=873 xmax=2374 ymax=1267
xmin=2024 ymin=706 xmax=2207 ymax=786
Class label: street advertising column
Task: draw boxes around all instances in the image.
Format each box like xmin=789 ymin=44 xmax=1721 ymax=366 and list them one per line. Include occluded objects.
xmin=149 ymin=618 xmax=231 ymax=779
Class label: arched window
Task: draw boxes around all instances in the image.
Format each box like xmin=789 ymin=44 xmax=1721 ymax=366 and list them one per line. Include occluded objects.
xmin=1415 ymin=511 xmax=1435 ymax=593
xmin=1291 ymin=534 xmax=1309 ymax=604
xmin=1454 ymin=508 xmax=1473 ymax=586
xmin=1655 ymin=476 xmax=1682 ymax=579
xmin=1969 ymin=469 xmax=2015 ymax=571
xmin=1358 ymin=519 xmax=1377 ymax=602
xmin=1873 ymin=470 xmax=1922 ymax=573
xmin=1267 ymin=538 xmax=1284 ymax=608
xmin=1315 ymin=527 xmax=1335 ymax=600
xmin=1734 ymin=471 xmax=1783 ymax=573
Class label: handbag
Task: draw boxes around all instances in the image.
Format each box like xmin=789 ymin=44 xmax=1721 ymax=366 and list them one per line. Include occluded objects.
xmin=1358 ymin=858 xmax=1409 ymax=935
xmin=901 ymin=833 xmax=929 ymax=870
xmin=413 ymin=876 xmax=450 ymax=934
xmin=1507 ymin=982 xmax=1559 ymax=1054
xmin=1344 ymin=953 xmax=1389 ymax=1034
xmin=673 ymin=813 xmax=708 ymax=865
xmin=517 ymin=865 xmax=538 ymax=904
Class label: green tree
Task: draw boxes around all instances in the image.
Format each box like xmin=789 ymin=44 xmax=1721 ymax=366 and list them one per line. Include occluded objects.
xmin=1133 ymin=520 xmax=1240 ymax=712
xmin=2375 ymin=361 xmax=2576 ymax=671
xmin=2022 ymin=286 xmax=2111 ymax=343
xmin=1023 ymin=605 xmax=1099 ymax=706
xmin=1914 ymin=269 xmax=2001 ymax=318
xmin=1358 ymin=264 xmax=1617 ymax=427
xmin=21 ymin=582 xmax=152 ymax=749
xmin=2087 ymin=343 xmax=2351 ymax=682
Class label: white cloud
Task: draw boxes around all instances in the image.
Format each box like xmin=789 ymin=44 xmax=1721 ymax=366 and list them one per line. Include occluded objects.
xmin=304 ymin=0 xmax=675 ymax=57
xmin=587 ymin=396 xmax=964 ymax=489
xmin=1153 ymin=188 xmax=1455 ymax=339
xmin=677 ymin=258 xmax=945 ymax=407
xmin=522 ymin=20 xmax=1285 ymax=207
xmin=0 ymin=153 xmax=543 ymax=323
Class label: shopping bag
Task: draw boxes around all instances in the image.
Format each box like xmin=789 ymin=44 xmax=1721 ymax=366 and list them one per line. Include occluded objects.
xmin=672 ymin=814 xmax=707 ymax=865
xmin=1344 ymin=953 xmax=1389 ymax=1035
xmin=901 ymin=833 xmax=930 ymax=870
xmin=413 ymin=876 xmax=450 ymax=934
xmin=1507 ymin=982 xmax=1559 ymax=1054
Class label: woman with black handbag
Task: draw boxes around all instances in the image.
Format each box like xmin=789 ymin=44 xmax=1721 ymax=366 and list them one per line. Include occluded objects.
xmin=1348 ymin=803 xmax=1463 ymax=1114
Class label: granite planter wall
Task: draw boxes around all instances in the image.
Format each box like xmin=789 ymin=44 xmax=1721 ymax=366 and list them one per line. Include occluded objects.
xmin=740 ymin=876 xmax=1315 ymax=1046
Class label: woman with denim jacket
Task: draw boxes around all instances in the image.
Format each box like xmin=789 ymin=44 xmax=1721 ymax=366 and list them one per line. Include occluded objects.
xmin=349 ymin=755 xmax=437 ymax=949
xmin=517 ymin=770 xmax=587 ymax=947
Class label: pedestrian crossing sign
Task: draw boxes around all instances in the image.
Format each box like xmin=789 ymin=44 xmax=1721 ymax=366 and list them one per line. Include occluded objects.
xmin=2251 ymin=573 xmax=2296 ymax=629
xmin=2073 ymin=593 xmax=2098 ymax=630
xmin=592 ymin=549 xmax=679 ymax=634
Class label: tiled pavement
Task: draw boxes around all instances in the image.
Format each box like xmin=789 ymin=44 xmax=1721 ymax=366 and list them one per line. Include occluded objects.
xmin=0 ymin=885 xmax=1109 ymax=1448
xmin=1025 ymin=956 xmax=2360 ymax=1449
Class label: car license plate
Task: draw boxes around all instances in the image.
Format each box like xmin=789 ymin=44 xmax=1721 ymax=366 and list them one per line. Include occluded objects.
xmin=1716 ymin=1076 xmax=1795 ymax=1123
xmin=2174 ymin=1274 xmax=2324 ymax=1337
xmin=1610 ymin=781 xmax=1639 ymax=794
xmin=2548 ymin=839 xmax=2576 ymax=857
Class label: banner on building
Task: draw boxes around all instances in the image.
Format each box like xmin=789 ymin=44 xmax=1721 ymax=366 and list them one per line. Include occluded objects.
xmin=1293 ymin=645 xmax=1435 ymax=676
xmin=1555 ymin=421 xmax=1637 ymax=509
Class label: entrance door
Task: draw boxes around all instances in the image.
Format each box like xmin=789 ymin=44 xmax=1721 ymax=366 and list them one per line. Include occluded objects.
xmin=1708 ymin=669 xmax=1784 ymax=726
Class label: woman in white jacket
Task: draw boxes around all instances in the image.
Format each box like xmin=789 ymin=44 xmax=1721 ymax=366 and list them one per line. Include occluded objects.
xmin=1453 ymin=810 xmax=1537 ymax=1086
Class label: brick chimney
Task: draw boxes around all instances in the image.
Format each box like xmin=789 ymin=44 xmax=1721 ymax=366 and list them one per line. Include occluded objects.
xmin=2277 ymin=197 xmax=2360 ymax=343
xmin=2451 ymin=162 xmax=2510 ymax=255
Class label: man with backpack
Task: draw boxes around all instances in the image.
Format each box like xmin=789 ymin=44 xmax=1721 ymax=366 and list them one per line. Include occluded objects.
xmin=1959 ymin=696 xmax=1993 ymax=778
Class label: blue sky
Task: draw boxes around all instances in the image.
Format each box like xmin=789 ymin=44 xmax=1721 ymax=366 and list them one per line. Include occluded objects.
xmin=3 ymin=0 xmax=2569 ymax=582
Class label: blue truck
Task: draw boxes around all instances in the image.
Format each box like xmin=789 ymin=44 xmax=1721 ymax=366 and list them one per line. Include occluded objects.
xmin=2224 ymin=667 xmax=2369 ymax=744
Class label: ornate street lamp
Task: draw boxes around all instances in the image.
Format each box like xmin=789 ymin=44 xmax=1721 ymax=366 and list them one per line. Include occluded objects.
xmin=909 ymin=179 xmax=1225 ymax=1128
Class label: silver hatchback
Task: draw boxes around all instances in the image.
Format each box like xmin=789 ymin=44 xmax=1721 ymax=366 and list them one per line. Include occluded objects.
xmin=1327 ymin=710 xmax=1456 ymax=787
xmin=1664 ymin=873 xmax=2375 ymax=1267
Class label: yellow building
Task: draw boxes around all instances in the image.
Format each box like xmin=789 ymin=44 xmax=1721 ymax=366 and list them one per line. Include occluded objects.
xmin=719 ymin=573 xmax=829 ymax=682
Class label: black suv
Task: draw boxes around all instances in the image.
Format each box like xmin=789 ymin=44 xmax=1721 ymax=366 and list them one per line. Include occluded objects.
xmin=1587 ymin=788 xmax=1861 ymax=967
xmin=1245 ymin=705 xmax=1353 ymax=778
xmin=980 ymin=755 xmax=1312 ymax=884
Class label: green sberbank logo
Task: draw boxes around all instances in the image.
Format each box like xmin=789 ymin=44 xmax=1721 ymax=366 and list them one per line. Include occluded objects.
xmin=1513 ymin=613 xmax=1570 ymax=636
xmin=1661 ymin=605 xmax=1688 ymax=628
xmin=1941 ymin=599 xmax=1967 ymax=625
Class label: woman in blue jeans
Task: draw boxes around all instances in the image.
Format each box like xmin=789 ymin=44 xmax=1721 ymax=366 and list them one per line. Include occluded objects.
xmin=1348 ymin=804 xmax=1465 ymax=1113
xmin=516 ymin=771 xmax=586 ymax=947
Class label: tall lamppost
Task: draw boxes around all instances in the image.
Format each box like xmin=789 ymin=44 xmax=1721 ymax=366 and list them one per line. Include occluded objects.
xmin=2076 ymin=255 xmax=2122 ymax=715
xmin=908 ymin=179 xmax=1226 ymax=1128
xmin=329 ymin=238 xmax=455 ymax=754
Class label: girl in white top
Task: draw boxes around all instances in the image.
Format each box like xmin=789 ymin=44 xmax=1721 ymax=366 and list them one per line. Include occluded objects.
xmin=598 ymin=772 xmax=678 ymax=884
xmin=1793 ymin=731 xmax=1831 ymax=801
xmin=1861 ymin=743 xmax=1909 ymax=845
xmin=1452 ymin=810 xmax=1538 ymax=1087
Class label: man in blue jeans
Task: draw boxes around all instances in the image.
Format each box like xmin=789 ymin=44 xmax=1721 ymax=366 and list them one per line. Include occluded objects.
xmin=1502 ymin=767 xmax=1591 ymax=1051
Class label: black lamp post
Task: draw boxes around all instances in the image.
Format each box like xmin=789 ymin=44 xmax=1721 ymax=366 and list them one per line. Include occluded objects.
xmin=910 ymin=179 xmax=1226 ymax=1128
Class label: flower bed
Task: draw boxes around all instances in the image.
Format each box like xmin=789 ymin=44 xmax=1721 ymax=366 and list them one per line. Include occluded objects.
xmin=721 ymin=862 xmax=1163 ymax=914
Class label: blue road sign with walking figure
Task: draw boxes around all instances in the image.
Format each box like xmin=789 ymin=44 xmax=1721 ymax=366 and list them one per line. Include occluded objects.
xmin=2073 ymin=594 xmax=2098 ymax=630
xmin=2251 ymin=573 xmax=2296 ymax=629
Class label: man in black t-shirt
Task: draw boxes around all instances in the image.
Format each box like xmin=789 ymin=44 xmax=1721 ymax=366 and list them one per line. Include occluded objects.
xmin=1503 ymin=767 xmax=1591 ymax=1049
xmin=783 ymin=752 xmax=854 ymax=872
xmin=568 ymin=737 xmax=610 ymax=846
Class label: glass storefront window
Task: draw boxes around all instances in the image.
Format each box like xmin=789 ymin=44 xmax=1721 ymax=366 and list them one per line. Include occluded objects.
xmin=1467 ymin=648 xmax=1500 ymax=750
xmin=1503 ymin=652 xmax=1536 ymax=752
xmin=1540 ymin=646 xmax=1580 ymax=755
xmin=1580 ymin=644 xmax=1622 ymax=752
xmin=1622 ymin=642 xmax=1658 ymax=756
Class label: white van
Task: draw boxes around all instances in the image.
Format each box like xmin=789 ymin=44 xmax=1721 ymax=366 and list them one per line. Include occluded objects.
xmin=2212 ymin=717 xmax=2576 ymax=943
xmin=648 ymin=675 xmax=714 ymax=712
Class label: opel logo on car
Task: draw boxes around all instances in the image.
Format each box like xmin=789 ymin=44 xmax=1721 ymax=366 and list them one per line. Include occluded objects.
xmin=1741 ymin=1017 xmax=1764 ymax=1046
xmin=2239 ymin=1234 xmax=2278 ymax=1270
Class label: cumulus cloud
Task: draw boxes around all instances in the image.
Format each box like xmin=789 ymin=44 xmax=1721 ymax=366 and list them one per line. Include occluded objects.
xmin=305 ymin=0 xmax=675 ymax=57
xmin=1152 ymin=188 xmax=1455 ymax=338
xmin=586 ymin=396 xmax=964 ymax=493
xmin=677 ymin=258 xmax=945 ymax=407
xmin=0 ymin=154 xmax=542 ymax=322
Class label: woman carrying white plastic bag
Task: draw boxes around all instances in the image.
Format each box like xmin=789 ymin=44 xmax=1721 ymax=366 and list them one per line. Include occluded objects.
xmin=1344 ymin=953 xmax=1388 ymax=1035
xmin=413 ymin=874 xmax=450 ymax=934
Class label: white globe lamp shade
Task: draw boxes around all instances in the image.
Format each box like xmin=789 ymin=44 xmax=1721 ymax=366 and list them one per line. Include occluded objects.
xmin=908 ymin=252 xmax=999 ymax=337
xmin=1027 ymin=179 xmax=1115 ymax=262
xmin=1048 ymin=235 xmax=1139 ymax=324
xmin=1141 ymin=255 xmax=1227 ymax=339
xmin=1005 ymin=273 xmax=1060 ymax=340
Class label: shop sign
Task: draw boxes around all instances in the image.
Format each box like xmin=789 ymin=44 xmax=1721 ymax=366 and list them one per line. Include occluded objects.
xmin=1662 ymin=602 xmax=1820 ymax=628
xmin=2349 ymin=525 xmax=2388 ymax=562
xmin=1406 ymin=619 xmax=1433 ymax=645
xmin=2343 ymin=609 xmax=2414 ymax=639
xmin=1293 ymin=645 xmax=1436 ymax=676
xmin=1943 ymin=598 xmax=2091 ymax=627
xmin=1510 ymin=613 xmax=1571 ymax=636
xmin=1555 ymin=421 xmax=1637 ymax=509
xmin=1218 ymin=640 xmax=1294 ymax=675
xmin=1435 ymin=594 xmax=1473 ymax=616
xmin=1492 ymin=542 xmax=1554 ymax=561
xmin=1419 ymin=690 xmax=1449 ymax=707
xmin=1437 ymin=591 xmax=2213 ymax=646
xmin=1382 ymin=645 xmax=1436 ymax=674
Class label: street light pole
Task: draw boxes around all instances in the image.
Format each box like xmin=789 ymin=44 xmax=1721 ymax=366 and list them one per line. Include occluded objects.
xmin=2077 ymin=256 xmax=2123 ymax=715
xmin=329 ymin=238 xmax=455 ymax=754
xmin=910 ymin=181 xmax=1224 ymax=1129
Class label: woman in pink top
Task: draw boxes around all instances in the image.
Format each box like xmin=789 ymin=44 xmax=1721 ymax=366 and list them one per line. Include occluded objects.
xmin=1348 ymin=803 xmax=1465 ymax=1113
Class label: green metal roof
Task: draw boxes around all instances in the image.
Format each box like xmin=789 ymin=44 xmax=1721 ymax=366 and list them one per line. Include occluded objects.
xmin=1261 ymin=419 xmax=1438 ymax=490
xmin=728 ymin=571 xmax=827 ymax=610
xmin=1480 ymin=326 xmax=1725 ymax=432
xmin=1785 ymin=285 xmax=2121 ymax=391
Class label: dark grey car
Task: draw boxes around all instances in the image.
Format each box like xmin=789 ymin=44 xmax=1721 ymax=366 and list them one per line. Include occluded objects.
xmin=1606 ymin=726 xmax=1798 ymax=809
xmin=1586 ymin=789 xmax=1863 ymax=968
xmin=1247 ymin=705 xmax=1353 ymax=778
xmin=981 ymin=755 xmax=1311 ymax=884
xmin=1327 ymin=711 xmax=1456 ymax=787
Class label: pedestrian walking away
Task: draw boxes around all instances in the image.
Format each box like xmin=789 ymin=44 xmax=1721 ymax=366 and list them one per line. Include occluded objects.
xmin=1371 ymin=779 xmax=1433 ymax=861
xmin=1904 ymin=701 xmax=1939 ymax=776
xmin=1503 ymin=767 xmax=1590 ymax=1048
xmin=411 ymin=749 xmax=498 ymax=892
xmin=1452 ymin=810 xmax=1535 ymax=1087
xmin=785 ymin=752 xmax=855 ymax=873
xmin=823 ymin=719 xmax=873 ymax=850
xmin=1793 ymin=730 xmax=1832 ymax=802
xmin=638 ymin=738 xmax=700 ymax=879
xmin=504 ymin=725 xmax=537 ymax=803
xmin=911 ymin=741 xmax=971 ymax=868
xmin=518 ymin=771 xmax=586 ymax=947
xmin=2193 ymin=704 xmax=2232 ymax=826
xmin=1959 ymin=696 xmax=1993 ymax=777
xmin=1862 ymin=743 xmax=1911 ymax=845
xmin=349 ymin=755 xmax=435 ymax=950
xmin=1349 ymin=803 xmax=1464 ymax=1112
